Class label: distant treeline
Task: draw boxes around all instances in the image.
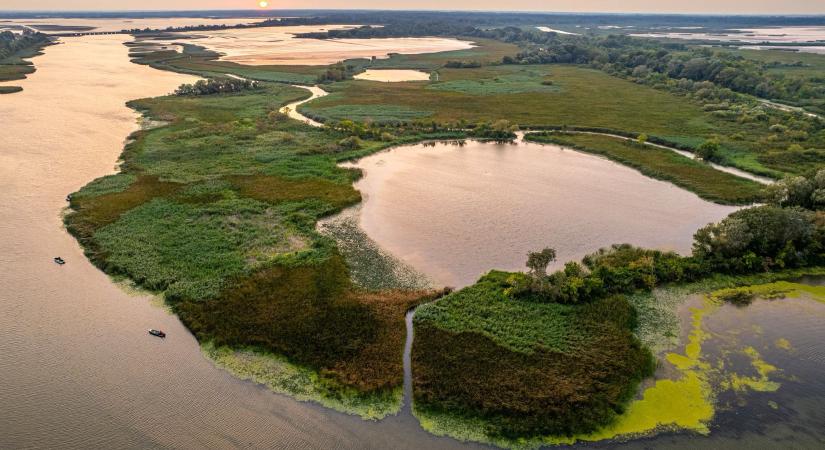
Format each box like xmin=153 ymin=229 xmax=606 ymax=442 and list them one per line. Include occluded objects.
xmin=302 ymin=21 xmax=825 ymax=115
xmin=28 ymin=9 xmax=817 ymax=37
xmin=174 ymin=78 xmax=259 ymax=96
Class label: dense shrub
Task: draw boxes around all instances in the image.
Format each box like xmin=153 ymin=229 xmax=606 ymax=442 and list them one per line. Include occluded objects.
xmin=175 ymin=78 xmax=259 ymax=96
xmin=765 ymin=168 xmax=825 ymax=209
xmin=507 ymin=244 xmax=700 ymax=304
xmin=414 ymin=275 xmax=655 ymax=438
xmin=693 ymin=205 xmax=823 ymax=272
xmin=0 ymin=29 xmax=50 ymax=61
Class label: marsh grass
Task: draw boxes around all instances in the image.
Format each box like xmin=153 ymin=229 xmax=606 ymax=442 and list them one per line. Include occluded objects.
xmin=413 ymin=271 xmax=655 ymax=439
xmin=203 ymin=342 xmax=403 ymax=419
xmin=65 ymin=81 xmax=454 ymax=409
xmin=306 ymin=64 xmax=824 ymax=177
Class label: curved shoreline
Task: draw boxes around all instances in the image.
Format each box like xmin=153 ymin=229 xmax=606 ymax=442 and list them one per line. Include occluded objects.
xmin=531 ymin=131 xmax=774 ymax=185
xmin=289 ymin=84 xmax=773 ymax=186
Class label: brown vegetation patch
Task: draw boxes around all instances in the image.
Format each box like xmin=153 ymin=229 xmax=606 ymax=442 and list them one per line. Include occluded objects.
xmin=176 ymin=254 xmax=441 ymax=392
xmin=229 ymin=174 xmax=361 ymax=210
xmin=413 ymin=295 xmax=655 ymax=438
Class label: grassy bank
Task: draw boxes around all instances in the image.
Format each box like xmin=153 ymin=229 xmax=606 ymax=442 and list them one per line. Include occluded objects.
xmin=526 ymin=132 xmax=764 ymax=205
xmin=303 ymin=64 xmax=825 ymax=177
xmin=64 ymin=82 xmax=454 ymax=416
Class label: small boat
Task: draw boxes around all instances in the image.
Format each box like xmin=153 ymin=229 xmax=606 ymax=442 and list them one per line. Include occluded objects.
xmin=66 ymin=194 xmax=72 ymax=202
xmin=54 ymin=257 xmax=65 ymax=265
xmin=148 ymin=329 xmax=166 ymax=338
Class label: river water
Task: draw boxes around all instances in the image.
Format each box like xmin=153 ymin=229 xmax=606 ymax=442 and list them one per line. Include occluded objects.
xmin=0 ymin=34 xmax=475 ymax=450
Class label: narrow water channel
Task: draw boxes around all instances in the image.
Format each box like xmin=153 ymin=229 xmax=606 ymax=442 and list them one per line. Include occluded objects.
xmin=402 ymin=308 xmax=416 ymax=414
xmin=279 ymin=84 xmax=327 ymax=127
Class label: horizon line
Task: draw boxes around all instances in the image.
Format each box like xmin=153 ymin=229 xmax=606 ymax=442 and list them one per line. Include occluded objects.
xmin=1 ymin=9 xmax=824 ymax=17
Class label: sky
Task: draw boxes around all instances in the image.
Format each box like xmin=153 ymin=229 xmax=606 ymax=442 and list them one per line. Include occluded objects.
xmin=1 ymin=1 xmax=824 ymax=15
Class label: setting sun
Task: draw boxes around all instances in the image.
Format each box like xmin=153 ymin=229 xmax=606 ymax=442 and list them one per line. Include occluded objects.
xmin=258 ymin=1 xmax=269 ymax=7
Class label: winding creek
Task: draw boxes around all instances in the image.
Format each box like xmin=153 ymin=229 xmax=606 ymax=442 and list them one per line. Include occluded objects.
xmin=3 ymin=35 xmax=824 ymax=449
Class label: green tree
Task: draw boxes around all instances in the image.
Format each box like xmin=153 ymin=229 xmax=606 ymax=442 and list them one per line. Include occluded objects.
xmin=696 ymin=139 xmax=720 ymax=162
xmin=526 ymin=248 xmax=556 ymax=278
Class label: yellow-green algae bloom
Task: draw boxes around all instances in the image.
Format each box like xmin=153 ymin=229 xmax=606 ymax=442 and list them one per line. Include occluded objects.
xmin=775 ymin=338 xmax=793 ymax=352
xmin=581 ymin=297 xmax=719 ymax=440
xmin=709 ymin=281 xmax=825 ymax=305
xmin=723 ymin=346 xmax=781 ymax=393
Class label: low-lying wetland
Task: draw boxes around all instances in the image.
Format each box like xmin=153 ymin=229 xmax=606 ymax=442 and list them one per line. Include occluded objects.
xmin=50 ymin=21 xmax=825 ymax=450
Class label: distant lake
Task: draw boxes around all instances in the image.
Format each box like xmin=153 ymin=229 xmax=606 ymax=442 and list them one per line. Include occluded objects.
xmin=145 ymin=26 xmax=475 ymax=66
xmin=633 ymin=26 xmax=825 ymax=54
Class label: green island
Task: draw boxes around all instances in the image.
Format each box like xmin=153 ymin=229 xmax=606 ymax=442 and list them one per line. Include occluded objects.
xmin=63 ymin=11 xmax=825 ymax=447
xmin=0 ymin=30 xmax=52 ymax=94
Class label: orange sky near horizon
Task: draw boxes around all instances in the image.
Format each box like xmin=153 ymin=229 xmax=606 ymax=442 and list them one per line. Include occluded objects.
xmin=1 ymin=1 xmax=823 ymax=15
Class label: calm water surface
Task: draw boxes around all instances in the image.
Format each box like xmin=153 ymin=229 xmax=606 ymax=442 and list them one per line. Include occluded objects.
xmin=347 ymin=139 xmax=739 ymax=288
xmin=354 ymin=69 xmax=432 ymax=82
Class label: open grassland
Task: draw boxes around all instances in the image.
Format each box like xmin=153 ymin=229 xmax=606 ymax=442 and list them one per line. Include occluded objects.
xmin=527 ymin=132 xmax=764 ymax=205
xmin=413 ymin=271 xmax=655 ymax=440
xmin=304 ymin=64 xmax=825 ymax=177
xmin=307 ymin=65 xmax=711 ymax=133
xmin=728 ymin=48 xmax=825 ymax=77
xmin=65 ymin=82 xmax=451 ymax=416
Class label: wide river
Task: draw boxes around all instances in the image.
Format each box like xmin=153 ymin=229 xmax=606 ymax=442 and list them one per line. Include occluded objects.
xmin=2 ymin=32 xmax=824 ymax=450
